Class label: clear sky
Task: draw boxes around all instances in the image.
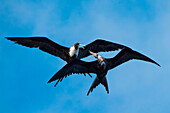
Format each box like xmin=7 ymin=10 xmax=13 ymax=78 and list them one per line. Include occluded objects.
xmin=0 ymin=0 xmax=170 ymax=113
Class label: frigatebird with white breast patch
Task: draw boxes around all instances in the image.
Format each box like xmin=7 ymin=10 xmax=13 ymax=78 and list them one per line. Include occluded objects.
xmin=6 ymin=37 xmax=127 ymax=85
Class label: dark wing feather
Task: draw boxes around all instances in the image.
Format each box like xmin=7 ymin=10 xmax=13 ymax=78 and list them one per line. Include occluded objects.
xmin=48 ymin=60 xmax=98 ymax=83
xmin=106 ymin=48 xmax=160 ymax=70
xmin=87 ymin=76 xmax=109 ymax=96
xmin=78 ymin=39 xmax=126 ymax=59
xmin=87 ymin=77 xmax=101 ymax=96
xmin=6 ymin=37 xmax=69 ymax=62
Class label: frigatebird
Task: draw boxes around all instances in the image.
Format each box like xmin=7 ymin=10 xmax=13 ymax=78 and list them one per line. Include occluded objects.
xmin=6 ymin=37 xmax=127 ymax=85
xmin=48 ymin=47 xmax=160 ymax=96
xmin=6 ymin=37 xmax=127 ymax=62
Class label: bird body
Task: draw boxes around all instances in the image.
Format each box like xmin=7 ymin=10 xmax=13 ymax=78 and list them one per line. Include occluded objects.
xmin=48 ymin=48 xmax=160 ymax=96
xmin=6 ymin=37 xmax=127 ymax=86
xmin=69 ymin=44 xmax=82 ymax=58
xmin=6 ymin=37 xmax=160 ymax=96
xmin=87 ymin=51 xmax=109 ymax=95
xmin=69 ymin=46 xmax=77 ymax=57
xmin=6 ymin=37 xmax=125 ymax=63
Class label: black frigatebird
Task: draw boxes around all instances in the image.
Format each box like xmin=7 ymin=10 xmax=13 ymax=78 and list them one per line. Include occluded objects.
xmin=48 ymin=47 xmax=160 ymax=95
xmin=6 ymin=37 xmax=127 ymax=85
xmin=6 ymin=37 xmax=127 ymax=62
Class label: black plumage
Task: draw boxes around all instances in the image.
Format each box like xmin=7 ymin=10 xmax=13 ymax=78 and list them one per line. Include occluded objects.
xmin=6 ymin=37 xmax=160 ymax=96
xmin=6 ymin=37 xmax=69 ymax=61
xmin=78 ymin=39 xmax=126 ymax=59
xmin=6 ymin=37 xmax=126 ymax=62
xmin=6 ymin=37 xmax=129 ymax=86
xmin=48 ymin=48 xmax=160 ymax=96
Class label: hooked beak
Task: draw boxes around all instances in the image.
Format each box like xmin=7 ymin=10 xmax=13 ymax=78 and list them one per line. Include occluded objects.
xmin=89 ymin=50 xmax=98 ymax=58
xmin=79 ymin=44 xmax=86 ymax=49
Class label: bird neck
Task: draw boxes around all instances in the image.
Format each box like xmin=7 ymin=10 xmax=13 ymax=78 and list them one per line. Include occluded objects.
xmin=74 ymin=45 xmax=78 ymax=50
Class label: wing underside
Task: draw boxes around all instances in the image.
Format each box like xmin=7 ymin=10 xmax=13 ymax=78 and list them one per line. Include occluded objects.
xmin=78 ymin=39 xmax=126 ymax=59
xmin=48 ymin=60 xmax=98 ymax=85
xmin=6 ymin=37 xmax=69 ymax=62
xmin=107 ymin=48 xmax=160 ymax=70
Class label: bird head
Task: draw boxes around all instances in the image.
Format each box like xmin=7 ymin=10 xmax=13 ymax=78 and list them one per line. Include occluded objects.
xmin=89 ymin=50 xmax=105 ymax=62
xmin=74 ymin=42 xmax=85 ymax=49
xmin=89 ymin=50 xmax=98 ymax=58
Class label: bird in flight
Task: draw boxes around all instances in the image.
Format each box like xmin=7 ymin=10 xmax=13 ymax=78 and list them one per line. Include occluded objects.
xmin=48 ymin=47 xmax=160 ymax=96
xmin=6 ymin=37 xmax=126 ymax=62
xmin=6 ymin=37 xmax=127 ymax=85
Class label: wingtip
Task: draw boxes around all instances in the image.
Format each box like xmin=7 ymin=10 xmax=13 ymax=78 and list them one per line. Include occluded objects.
xmin=153 ymin=61 xmax=161 ymax=67
xmin=47 ymin=80 xmax=51 ymax=84
xmin=5 ymin=37 xmax=10 ymax=40
xmin=157 ymin=64 xmax=161 ymax=67
xmin=5 ymin=37 xmax=15 ymax=41
xmin=47 ymin=82 xmax=50 ymax=84
xmin=128 ymin=49 xmax=161 ymax=68
xmin=87 ymin=89 xmax=91 ymax=96
xmin=48 ymin=77 xmax=55 ymax=83
xmin=87 ymin=92 xmax=90 ymax=96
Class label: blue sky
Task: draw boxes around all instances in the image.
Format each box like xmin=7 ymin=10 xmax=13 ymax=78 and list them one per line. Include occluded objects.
xmin=0 ymin=0 xmax=170 ymax=113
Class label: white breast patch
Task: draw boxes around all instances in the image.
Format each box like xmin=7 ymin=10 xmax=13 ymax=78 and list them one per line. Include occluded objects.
xmin=69 ymin=46 xmax=77 ymax=57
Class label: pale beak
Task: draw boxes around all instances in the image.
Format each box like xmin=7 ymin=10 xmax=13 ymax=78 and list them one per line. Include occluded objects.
xmin=79 ymin=44 xmax=86 ymax=49
xmin=89 ymin=50 xmax=98 ymax=58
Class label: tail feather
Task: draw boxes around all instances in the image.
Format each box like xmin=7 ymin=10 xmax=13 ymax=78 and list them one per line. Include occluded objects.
xmin=101 ymin=76 xmax=109 ymax=94
xmin=87 ymin=77 xmax=100 ymax=96
xmin=87 ymin=76 xmax=109 ymax=96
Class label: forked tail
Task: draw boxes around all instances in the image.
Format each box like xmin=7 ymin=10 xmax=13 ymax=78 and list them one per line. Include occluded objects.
xmin=87 ymin=76 xmax=109 ymax=96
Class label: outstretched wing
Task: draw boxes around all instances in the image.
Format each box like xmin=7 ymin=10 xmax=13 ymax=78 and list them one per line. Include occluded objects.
xmin=48 ymin=59 xmax=98 ymax=84
xmin=78 ymin=39 xmax=126 ymax=59
xmin=106 ymin=48 xmax=160 ymax=70
xmin=6 ymin=37 xmax=69 ymax=62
